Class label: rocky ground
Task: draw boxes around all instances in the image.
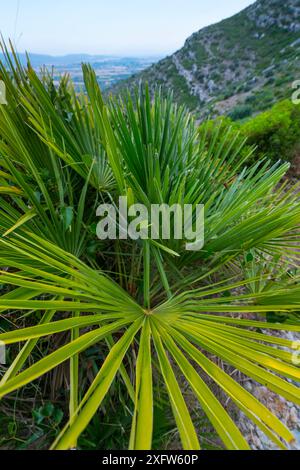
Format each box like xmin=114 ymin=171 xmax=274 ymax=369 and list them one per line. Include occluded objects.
xmin=238 ymin=174 xmax=300 ymax=450
xmin=237 ymin=329 xmax=300 ymax=450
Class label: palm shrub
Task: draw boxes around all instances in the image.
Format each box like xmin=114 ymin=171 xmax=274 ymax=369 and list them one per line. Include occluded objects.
xmin=0 ymin=46 xmax=300 ymax=450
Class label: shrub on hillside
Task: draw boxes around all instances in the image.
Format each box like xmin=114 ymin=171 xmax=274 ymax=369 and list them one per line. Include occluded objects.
xmin=202 ymin=100 xmax=300 ymax=168
xmin=240 ymin=99 xmax=300 ymax=164
xmin=228 ymin=104 xmax=253 ymax=121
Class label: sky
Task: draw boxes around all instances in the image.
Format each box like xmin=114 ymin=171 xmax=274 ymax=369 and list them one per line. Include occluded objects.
xmin=0 ymin=0 xmax=256 ymax=56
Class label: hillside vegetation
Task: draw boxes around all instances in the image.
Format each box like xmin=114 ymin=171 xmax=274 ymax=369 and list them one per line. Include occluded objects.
xmin=111 ymin=0 xmax=300 ymax=119
xmin=199 ymin=99 xmax=300 ymax=171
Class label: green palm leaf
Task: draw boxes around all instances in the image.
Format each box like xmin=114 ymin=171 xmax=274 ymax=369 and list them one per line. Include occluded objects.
xmin=0 ymin=44 xmax=299 ymax=450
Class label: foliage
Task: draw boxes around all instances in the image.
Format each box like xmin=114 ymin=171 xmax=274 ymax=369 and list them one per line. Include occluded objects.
xmin=111 ymin=0 xmax=300 ymax=119
xmin=228 ymin=105 xmax=253 ymax=121
xmin=0 ymin=44 xmax=300 ymax=450
xmin=202 ymin=99 xmax=300 ymax=166
xmin=240 ymin=100 xmax=300 ymax=164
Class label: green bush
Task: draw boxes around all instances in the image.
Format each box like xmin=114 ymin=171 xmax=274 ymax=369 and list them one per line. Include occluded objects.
xmin=204 ymin=100 xmax=300 ymax=167
xmin=228 ymin=104 xmax=253 ymax=121
xmin=245 ymin=94 xmax=257 ymax=105
xmin=240 ymin=99 xmax=300 ymax=163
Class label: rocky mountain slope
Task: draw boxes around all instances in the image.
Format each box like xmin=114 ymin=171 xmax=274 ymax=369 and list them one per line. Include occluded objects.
xmin=111 ymin=0 xmax=300 ymax=119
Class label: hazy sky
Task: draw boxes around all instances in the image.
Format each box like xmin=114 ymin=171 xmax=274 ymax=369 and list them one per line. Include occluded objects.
xmin=1 ymin=0 xmax=255 ymax=56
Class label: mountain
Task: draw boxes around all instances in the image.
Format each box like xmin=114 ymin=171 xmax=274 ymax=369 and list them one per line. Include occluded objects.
xmin=111 ymin=0 xmax=300 ymax=119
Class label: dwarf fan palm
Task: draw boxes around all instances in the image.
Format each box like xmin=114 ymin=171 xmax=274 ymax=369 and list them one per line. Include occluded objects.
xmin=0 ymin=46 xmax=299 ymax=450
